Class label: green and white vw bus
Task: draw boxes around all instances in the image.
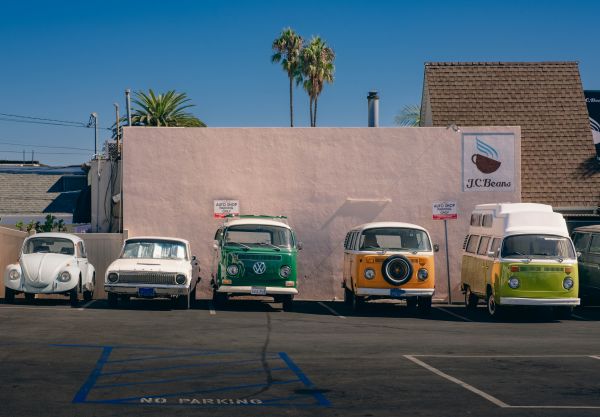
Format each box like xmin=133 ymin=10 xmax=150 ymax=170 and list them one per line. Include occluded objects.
xmin=211 ymin=215 xmax=300 ymax=311
xmin=461 ymin=203 xmax=579 ymax=318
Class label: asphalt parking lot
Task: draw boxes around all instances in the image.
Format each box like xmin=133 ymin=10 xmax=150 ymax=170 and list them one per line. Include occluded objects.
xmin=1 ymin=298 xmax=600 ymax=417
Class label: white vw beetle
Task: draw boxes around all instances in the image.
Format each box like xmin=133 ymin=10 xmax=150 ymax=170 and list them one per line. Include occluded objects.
xmin=4 ymin=233 xmax=95 ymax=307
xmin=105 ymin=237 xmax=200 ymax=309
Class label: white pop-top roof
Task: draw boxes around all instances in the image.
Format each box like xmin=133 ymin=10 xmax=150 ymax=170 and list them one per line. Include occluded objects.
xmin=472 ymin=203 xmax=569 ymax=237
xmin=351 ymin=222 xmax=430 ymax=234
xmin=224 ymin=218 xmax=292 ymax=230
xmin=125 ymin=236 xmax=190 ymax=245
xmin=24 ymin=232 xmax=83 ymax=244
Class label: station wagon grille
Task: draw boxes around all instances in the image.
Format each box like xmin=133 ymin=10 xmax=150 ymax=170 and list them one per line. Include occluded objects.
xmin=118 ymin=272 xmax=177 ymax=285
xmin=236 ymin=254 xmax=282 ymax=261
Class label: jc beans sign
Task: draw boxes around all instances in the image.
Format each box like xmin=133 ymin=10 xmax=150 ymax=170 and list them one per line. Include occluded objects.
xmin=462 ymin=133 xmax=515 ymax=192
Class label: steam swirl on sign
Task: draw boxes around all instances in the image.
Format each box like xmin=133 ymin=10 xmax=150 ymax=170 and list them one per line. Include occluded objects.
xmin=476 ymin=138 xmax=499 ymax=160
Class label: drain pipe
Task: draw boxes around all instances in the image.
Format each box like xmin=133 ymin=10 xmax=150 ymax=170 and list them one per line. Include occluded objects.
xmin=367 ymin=91 xmax=379 ymax=127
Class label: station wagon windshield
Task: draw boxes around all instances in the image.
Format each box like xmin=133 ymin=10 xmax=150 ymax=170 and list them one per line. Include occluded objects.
xmin=122 ymin=240 xmax=188 ymax=260
xmin=360 ymin=228 xmax=432 ymax=251
xmin=224 ymin=225 xmax=293 ymax=248
xmin=501 ymin=235 xmax=575 ymax=259
xmin=23 ymin=237 xmax=75 ymax=255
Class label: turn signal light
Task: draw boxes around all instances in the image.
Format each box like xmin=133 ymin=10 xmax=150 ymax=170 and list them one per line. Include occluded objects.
xmin=366 ymin=257 xmax=375 ymax=263
xmin=510 ymin=265 xmax=520 ymax=272
xmin=285 ymin=281 xmax=295 ymax=287
xmin=565 ymin=267 xmax=572 ymax=274
xmin=222 ymin=279 xmax=232 ymax=285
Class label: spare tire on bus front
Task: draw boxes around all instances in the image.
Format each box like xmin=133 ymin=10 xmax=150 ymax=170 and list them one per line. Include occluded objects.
xmin=381 ymin=255 xmax=413 ymax=286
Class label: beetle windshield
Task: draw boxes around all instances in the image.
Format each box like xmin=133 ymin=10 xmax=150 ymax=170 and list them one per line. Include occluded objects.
xmin=224 ymin=225 xmax=293 ymax=248
xmin=23 ymin=237 xmax=75 ymax=255
xmin=501 ymin=235 xmax=575 ymax=259
xmin=122 ymin=239 xmax=188 ymax=260
xmin=360 ymin=228 xmax=432 ymax=251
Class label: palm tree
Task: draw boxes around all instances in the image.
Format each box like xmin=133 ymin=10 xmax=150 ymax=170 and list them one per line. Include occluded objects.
xmin=301 ymin=37 xmax=335 ymax=127
xmin=394 ymin=104 xmax=421 ymax=127
xmin=271 ymin=28 xmax=304 ymax=127
xmin=130 ymin=89 xmax=206 ymax=127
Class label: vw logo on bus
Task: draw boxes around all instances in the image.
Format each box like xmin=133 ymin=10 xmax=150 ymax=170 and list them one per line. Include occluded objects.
xmin=253 ymin=262 xmax=267 ymax=275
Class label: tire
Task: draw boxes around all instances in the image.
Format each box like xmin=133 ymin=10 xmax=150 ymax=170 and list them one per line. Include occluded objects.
xmin=554 ymin=306 xmax=573 ymax=320
xmin=24 ymin=292 xmax=35 ymax=304
xmin=107 ymin=292 xmax=118 ymax=307
xmin=177 ymin=294 xmax=190 ymax=310
xmin=212 ymin=289 xmax=227 ymax=308
xmin=486 ymin=289 xmax=504 ymax=319
xmin=406 ymin=297 xmax=417 ymax=313
xmin=417 ymin=296 xmax=432 ymax=316
xmin=83 ymin=289 xmax=93 ymax=302
xmin=282 ymin=295 xmax=294 ymax=312
xmin=381 ymin=255 xmax=413 ymax=286
xmin=465 ymin=287 xmax=479 ymax=310
xmin=350 ymin=290 xmax=364 ymax=312
xmin=190 ymin=286 xmax=197 ymax=307
xmin=69 ymin=287 xmax=79 ymax=308
xmin=344 ymin=287 xmax=353 ymax=306
xmin=4 ymin=287 xmax=15 ymax=304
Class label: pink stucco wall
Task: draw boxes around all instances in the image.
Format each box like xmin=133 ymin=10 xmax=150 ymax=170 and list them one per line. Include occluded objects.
xmin=122 ymin=127 xmax=521 ymax=301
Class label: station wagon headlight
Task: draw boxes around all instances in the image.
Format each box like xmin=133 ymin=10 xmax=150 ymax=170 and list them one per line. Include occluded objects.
xmin=417 ymin=268 xmax=429 ymax=281
xmin=508 ymin=277 xmax=520 ymax=289
xmin=175 ymin=274 xmax=187 ymax=285
xmin=226 ymin=265 xmax=239 ymax=276
xmin=364 ymin=268 xmax=375 ymax=280
xmin=563 ymin=277 xmax=574 ymax=290
xmin=58 ymin=271 xmax=71 ymax=282
xmin=280 ymin=266 xmax=291 ymax=278
xmin=8 ymin=269 xmax=20 ymax=280
xmin=107 ymin=273 xmax=118 ymax=283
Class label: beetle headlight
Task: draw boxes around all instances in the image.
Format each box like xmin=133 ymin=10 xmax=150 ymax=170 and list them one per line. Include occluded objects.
xmin=58 ymin=271 xmax=71 ymax=282
xmin=508 ymin=277 xmax=520 ymax=289
xmin=8 ymin=269 xmax=20 ymax=280
xmin=107 ymin=272 xmax=118 ymax=283
xmin=364 ymin=268 xmax=375 ymax=280
xmin=176 ymin=274 xmax=187 ymax=285
xmin=226 ymin=265 xmax=239 ymax=276
xmin=280 ymin=266 xmax=291 ymax=278
xmin=563 ymin=277 xmax=574 ymax=290
xmin=417 ymin=268 xmax=428 ymax=281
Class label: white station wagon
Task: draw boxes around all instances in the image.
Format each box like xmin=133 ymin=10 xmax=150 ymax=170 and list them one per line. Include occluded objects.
xmin=4 ymin=232 xmax=96 ymax=307
xmin=104 ymin=237 xmax=200 ymax=309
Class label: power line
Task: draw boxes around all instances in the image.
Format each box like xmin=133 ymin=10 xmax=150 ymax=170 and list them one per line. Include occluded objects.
xmin=0 ymin=140 xmax=93 ymax=151
xmin=0 ymin=149 xmax=91 ymax=155
xmin=0 ymin=112 xmax=88 ymax=126
xmin=0 ymin=114 xmax=112 ymax=130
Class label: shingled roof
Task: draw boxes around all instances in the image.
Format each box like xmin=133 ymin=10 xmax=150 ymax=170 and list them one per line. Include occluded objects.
xmin=420 ymin=62 xmax=600 ymax=208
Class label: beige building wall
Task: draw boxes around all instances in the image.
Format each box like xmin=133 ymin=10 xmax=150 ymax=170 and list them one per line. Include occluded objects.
xmin=0 ymin=227 xmax=27 ymax=298
xmin=122 ymin=127 xmax=521 ymax=301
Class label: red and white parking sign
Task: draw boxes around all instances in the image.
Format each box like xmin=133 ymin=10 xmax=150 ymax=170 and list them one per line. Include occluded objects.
xmin=432 ymin=201 xmax=457 ymax=220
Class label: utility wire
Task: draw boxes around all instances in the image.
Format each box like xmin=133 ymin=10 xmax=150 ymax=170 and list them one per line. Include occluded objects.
xmin=0 ymin=140 xmax=93 ymax=151
xmin=0 ymin=112 xmax=88 ymax=125
xmin=0 ymin=114 xmax=112 ymax=130
xmin=0 ymin=149 xmax=91 ymax=155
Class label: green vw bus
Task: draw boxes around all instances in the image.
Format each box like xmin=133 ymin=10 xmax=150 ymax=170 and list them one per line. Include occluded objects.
xmin=461 ymin=203 xmax=579 ymax=318
xmin=211 ymin=215 xmax=300 ymax=311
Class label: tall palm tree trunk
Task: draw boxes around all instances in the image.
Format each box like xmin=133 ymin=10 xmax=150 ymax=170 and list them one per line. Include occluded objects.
xmin=314 ymin=97 xmax=318 ymax=127
xmin=309 ymin=96 xmax=314 ymax=127
xmin=289 ymin=76 xmax=294 ymax=127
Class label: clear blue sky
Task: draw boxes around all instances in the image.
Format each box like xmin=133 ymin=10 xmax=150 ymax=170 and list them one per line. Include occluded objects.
xmin=1 ymin=0 xmax=599 ymax=165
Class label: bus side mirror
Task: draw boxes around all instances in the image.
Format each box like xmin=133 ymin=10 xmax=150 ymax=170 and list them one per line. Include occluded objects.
xmin=433 ymin=244 xmax=440 ymax=252
xmin=297 ymin=242 xmax=303 ymax=250
xmin=487 ymin=251 xmax=495 ymax=258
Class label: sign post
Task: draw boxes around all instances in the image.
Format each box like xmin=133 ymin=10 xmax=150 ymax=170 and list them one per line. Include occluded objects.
xmin=432 ymin=201 xmax=458 ymax=304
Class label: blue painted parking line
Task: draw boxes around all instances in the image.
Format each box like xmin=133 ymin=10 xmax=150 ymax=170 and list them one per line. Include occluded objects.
xmin=58 ymin=344 xmax=330 ymax=408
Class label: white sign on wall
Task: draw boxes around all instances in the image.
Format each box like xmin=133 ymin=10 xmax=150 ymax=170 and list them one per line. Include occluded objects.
xmin=214 ymin=200 xmax=240 ymax=218
xmin=432 ymin=201 xmax=457 ymax=220
xmin=462 ymin=133 xmax=515 ymax=192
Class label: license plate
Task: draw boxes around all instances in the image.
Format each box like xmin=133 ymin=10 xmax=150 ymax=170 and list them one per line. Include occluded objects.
xmin=390 ymin=288 xmax=404 ymax=298
xmin=251 ymin=286 xmax=267 ymax=296
xmin=138 ymin=287 xmax=155 ymax=297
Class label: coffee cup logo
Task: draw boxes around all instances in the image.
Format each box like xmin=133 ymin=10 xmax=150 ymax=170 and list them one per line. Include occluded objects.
xmin=471 ymin=138 xmax=501 ymax=174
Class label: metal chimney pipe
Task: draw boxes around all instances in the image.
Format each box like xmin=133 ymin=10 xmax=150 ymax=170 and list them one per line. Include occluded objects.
xmin=367 ymin=91 xmax=379 ymax=127
xmin=125 ymin=89 xmax=132 ymax=127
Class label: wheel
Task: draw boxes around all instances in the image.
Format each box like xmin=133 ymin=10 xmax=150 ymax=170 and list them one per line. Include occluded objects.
xmin=24 ymin=292 xmax=35 ymax=304
xmin=554 ymin=306 xmax=573 ymax=320
xmin=417 ymin=296 xmax=432 ymax=316
xmin=69 ymin=287 xmax=79 ymax=307
xmin=344 ymin=287 xmax=353 ymax=306
xmin=107 ymin=292 xmax=118 ymax=307
xmin=176 ymin=294 xmax=190 ymax=310
xmin=212 ymin=289 xmax=227 ymax=308
xmin=282 ymin=295 xmax=294 ymax=312
xmin=486 ymin=290 xmax=504 ymax=319
xmin=4 ymin=287 xmax=15 ymax=304
xmin=190 ymin=285 xmax=197 ymax=306
xmin=83 ymin=289 xmax=93 ymax=302
xmin=273 ymin=294 xmax=284 ymax=303
xmin=465 ymin=287 xmax=479 ymax=310
xmin=350 ymin=290 xmax=364 ymax=312
xmin=406 ymin=297 xmax=417 ymax=313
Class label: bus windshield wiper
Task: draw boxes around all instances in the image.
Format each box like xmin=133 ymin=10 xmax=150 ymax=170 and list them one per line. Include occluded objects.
xmin=226 ymin=241 xmax=251 ymax=251
xmin=257 ymin=242 xmax=281 ymax=251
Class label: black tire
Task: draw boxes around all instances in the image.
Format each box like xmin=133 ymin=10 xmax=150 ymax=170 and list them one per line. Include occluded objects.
xmin=4 ymin=287 xmax=15 ymax=304
xmin=344 ymin=287 xmax=353 ymax=306
xmin=24 ymin=292 xmax=35 ymax=304
xmin=465 ymin=287 xmax=479 ymax=310
xmin=417 ymin=296 xmax=432 ymax=315
xmin=381 ymin=255 xmax=413 ymax=286
xmin=83 ymin=290 xmax=93 ymax=302
xmin=177 ymin=294 xmax=190 ymax=310
xmin=190 ymin=285 xmax=197 ymax=306
xmin=212 ymin=290 xmax=227 ymax=308
xmin=69 ymin=287 xmax=79 ymax=308
xmin=107 ymin=292 xmax=118 ymax=307
xmin=273 ymin=294 xmax=284 ymax=303
xmin=406 ymin=297 xmax=417 ymax=313
xmin=486 ymin=289 xmax=504 ymax=319
xmin=282 ymin=295 xmax=294 ymax=312
xmin=554 ymin=306 xmax=573 ymax=320
xmin=350 ymin=290 xmax=364 ymax=312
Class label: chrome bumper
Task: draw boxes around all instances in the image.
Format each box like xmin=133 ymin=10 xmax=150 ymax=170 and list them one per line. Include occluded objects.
xmin=217 ymin=285 xmax=298 ymax=295
xmin=105 ymin=284 xmax=189 ymax=296
xmin=355 ymin=287 xmax=435 ymax=297
xmin=499 ymin=297 xmax=580 ymax=306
